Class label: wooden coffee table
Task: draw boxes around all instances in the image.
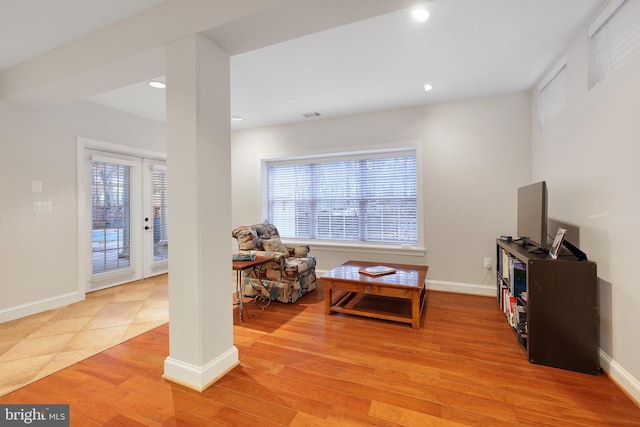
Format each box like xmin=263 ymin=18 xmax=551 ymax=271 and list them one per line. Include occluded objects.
xmin=322 ymin=260 xmax=429 ymax=329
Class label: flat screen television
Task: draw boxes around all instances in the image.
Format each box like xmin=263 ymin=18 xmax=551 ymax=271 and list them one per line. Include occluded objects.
xmin=517 ymin=181 xmax=548 ymax=252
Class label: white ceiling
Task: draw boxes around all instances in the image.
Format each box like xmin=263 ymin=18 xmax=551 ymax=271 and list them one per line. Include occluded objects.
xmin=0 ymin=0 xmax=166 ymax=70
xmin=1 ymin=0 xmax=606 ymax=131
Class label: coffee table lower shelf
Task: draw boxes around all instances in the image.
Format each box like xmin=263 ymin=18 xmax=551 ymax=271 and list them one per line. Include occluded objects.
xmin=328 ymin=290 xmax=425 ymax=328
xmin=322 ymin=261 xmax=429 ymax=329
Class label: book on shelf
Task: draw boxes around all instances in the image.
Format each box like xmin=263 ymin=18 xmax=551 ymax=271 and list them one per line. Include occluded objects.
xmin=502 ymin=249 xmax=511 ymax=280
xmin=502 ymin=288 xmax=510 ymax=314
xmin=515 ymin=305 xmax=526 ymax=328
xmin=508 ymin=296 xmax=518 ymax=327
xmin=358 ymin=265 xmax=397 ymax=276
xmin=509 ymin=259 xmax=526 ymax=297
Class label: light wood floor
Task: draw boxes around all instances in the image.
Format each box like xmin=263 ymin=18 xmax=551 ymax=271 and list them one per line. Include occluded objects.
xmin=2 ymin=282 xmax=640 ymax=426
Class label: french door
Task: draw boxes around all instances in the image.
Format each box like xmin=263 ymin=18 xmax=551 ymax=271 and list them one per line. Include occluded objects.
xmin=143 ymin=161 xmax=168 ymax=277
xmin=81 ymin=148 xmax=168 ymax=291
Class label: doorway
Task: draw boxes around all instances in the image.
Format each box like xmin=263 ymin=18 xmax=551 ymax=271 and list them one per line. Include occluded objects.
xmin=78 ymin=139 xmax=168 ymax=292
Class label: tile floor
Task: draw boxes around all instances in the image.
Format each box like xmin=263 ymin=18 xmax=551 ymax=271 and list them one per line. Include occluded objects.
xmin=0 ymin=274 xmax=169 ymax=397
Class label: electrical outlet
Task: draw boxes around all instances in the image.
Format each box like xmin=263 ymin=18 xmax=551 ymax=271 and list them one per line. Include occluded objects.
xmin=484 ymin=257 xmax=492 ymax=269
xmin=33 ymin=202 xmax=52 ymax=213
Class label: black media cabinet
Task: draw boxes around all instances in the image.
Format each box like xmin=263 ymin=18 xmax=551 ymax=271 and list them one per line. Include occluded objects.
xmin=496 ymin=239 xmax=599 ymax=374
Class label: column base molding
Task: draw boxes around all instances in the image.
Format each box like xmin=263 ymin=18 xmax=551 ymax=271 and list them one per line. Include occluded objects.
xmin=163 ymin=346 xmax=239 ymax=392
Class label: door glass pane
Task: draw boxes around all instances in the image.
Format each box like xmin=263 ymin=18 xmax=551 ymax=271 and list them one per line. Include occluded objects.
xmin=152 ymin=166 xmax=168 ymax=262
xmin=92 ymin=161 xmax=132 ymax=274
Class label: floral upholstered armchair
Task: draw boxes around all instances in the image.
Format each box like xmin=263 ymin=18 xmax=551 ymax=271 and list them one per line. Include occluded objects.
xmin=231 ymin=223 xmax=317 ymax=303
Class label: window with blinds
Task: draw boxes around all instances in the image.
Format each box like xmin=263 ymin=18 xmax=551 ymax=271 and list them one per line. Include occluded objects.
xmin=537 ymin=59 xmax=567 ymax=127
xmin=267 ymin=150 xmax=418 ymax=244
xmin=588 ymin=0 xmax=640 ymax=88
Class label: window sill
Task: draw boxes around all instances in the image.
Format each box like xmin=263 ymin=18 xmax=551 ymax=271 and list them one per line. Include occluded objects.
xmin=282 ymin=239 xmax=426 ymax=257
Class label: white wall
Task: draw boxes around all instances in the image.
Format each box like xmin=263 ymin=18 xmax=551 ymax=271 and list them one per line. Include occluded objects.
xmin=231 ymin=91 xmax=532 ymax=294
xmin=531 ymin=26 xmax=640 ymax=401
xmin=0 ymin=100 xmax=165 ymax=320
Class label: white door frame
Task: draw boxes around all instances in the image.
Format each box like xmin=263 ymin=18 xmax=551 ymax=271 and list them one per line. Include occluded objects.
xmin=77 ymin=137 xmax=166 ymax=294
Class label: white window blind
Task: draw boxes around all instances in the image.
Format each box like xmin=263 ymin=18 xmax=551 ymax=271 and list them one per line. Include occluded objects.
xmin=588 ymin=0 xmax=640 ymax=88
xmin=152 ymin=165 xmax=169 ymax=261
xmin=267 ymin=150 xmax=418 ymax=244
xmin=537 ymin=60 xmax=567 ymax=127
xmin=91 ymin=156 xmax=138 ymax=275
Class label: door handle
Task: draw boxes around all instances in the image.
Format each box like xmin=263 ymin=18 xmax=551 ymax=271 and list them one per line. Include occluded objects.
xmin=144 ymin=226 xmax=153 ymax=231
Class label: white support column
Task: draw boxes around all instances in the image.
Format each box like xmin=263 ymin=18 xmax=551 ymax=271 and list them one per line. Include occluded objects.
xmin=163 ymin=34 xmax=237 ymax=391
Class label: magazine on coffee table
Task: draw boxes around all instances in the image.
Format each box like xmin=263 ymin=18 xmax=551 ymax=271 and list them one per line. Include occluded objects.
xmin=359 ymin=265 xmax=397 ymax=276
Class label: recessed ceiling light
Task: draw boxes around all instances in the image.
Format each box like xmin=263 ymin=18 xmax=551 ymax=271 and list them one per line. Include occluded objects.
xmin=423 ymin=83 xmax=434 ymax=92
xmin=231 ymin=115 xmax=244 ymax=121
xmin=411 ymin=8 xmax=430 ymax=23
xmin=147 ymin=80 xmax=166 ymax=89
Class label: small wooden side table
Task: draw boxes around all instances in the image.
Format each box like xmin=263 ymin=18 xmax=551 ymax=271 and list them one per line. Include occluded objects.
xmin=232 ymin=255 xmax=274 ymax=321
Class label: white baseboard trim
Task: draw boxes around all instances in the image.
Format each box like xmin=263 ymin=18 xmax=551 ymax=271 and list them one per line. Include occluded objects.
xmin=426 ymin=279 xmax=495 ymax=297
xmin=0 ymin=291 xmax=84 ymax=323
xmin=163 ymin=346 xmax=240 ymax=392
xmin=599 ymin=349 xmax=640 ymax=405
